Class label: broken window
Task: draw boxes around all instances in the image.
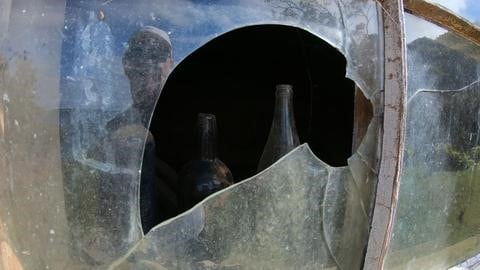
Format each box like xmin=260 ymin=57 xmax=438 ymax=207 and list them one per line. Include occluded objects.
xmin=0 ymin=0 xmax=384 ymax=269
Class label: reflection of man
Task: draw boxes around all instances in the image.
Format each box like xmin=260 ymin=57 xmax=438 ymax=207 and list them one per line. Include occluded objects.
xmin=121 ymin=26 xmax=174 ymax=125
xmin=107 ymin=26 xmax=177 ymax=234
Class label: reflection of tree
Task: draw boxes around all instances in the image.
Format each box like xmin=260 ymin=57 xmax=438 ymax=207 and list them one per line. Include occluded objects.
xmin=405 ymin=80 xmax=480 ymax=173
xmin=406 ymin=38 xmax=479 ymax=170
xmin=393 ymin=33 xmax=480 ymax=262
xmin=266 ymin=0 xmax=381 ymax=93
xmin=408 ymin=37 xmax=477 ymax=94
xmin=436 ymin=32 xmax=480 ymax=62
xmin=266 ymin=0 xmax=337 ymax=26
xmin=435 ymin=144 xmax=480 ymax=170
xmin=267 ymin=0 xmax=376 ymax=33
xmin=348 ymin=33 xmax=380 ymax=92
xmin=339 ymin=0 xmax=375 ymax=36
xmin=340 ymin=0 xmax=380 ymax=93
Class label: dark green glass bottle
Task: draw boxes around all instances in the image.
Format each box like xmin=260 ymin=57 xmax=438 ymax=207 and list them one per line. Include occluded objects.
xmin=179 ymin=113 xmax=233 ymax=210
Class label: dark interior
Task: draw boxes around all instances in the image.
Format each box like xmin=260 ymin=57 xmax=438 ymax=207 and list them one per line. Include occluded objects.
xmin=150 ymin=25 xmax=356 ymax=182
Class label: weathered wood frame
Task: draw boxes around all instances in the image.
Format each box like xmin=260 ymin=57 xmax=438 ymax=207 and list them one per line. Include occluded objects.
xmin=363 ymin=0 xmax=407 ymax=269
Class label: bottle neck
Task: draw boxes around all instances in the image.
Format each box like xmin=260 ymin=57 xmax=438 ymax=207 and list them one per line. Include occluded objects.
xmin=272 ymin=85 xmax=298 ymax=145
xmin=274 ymin=91 xmax=293 ymax=125
xmin=197 ymin=113 xmax=217 ymax=161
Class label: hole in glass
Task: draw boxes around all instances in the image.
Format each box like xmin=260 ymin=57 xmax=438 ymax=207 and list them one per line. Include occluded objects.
xmin=143 ymin=25 xmax=373 ymax=231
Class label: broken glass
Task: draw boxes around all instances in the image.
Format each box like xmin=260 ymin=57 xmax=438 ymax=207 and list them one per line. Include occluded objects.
xmin=0 ymin=0 xmax=384 ymax=269
xmin=110 ymin=145 xmax=369 ymax=270
xmin=385 ymin=14 xmax=480 ymax=269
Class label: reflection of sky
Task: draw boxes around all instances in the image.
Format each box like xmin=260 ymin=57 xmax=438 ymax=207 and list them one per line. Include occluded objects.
xmin=56 ymin=0 xmax=382 ymax=109
xmin=62 ymin=0 xmax=274 ymax=66
xmin=59 ymin=0 xmax=349 ymax=108
xmin=462 ymin=0 xmax=480 ymax=25
xmin=431 ymin=0 xmax=467 ymax=13
xmin=431 ymin=0 xmax=480 ymax=24
xmin=405 ymin=13 xmax=446 ymax=44
xmin=60 ymin=0 xmax=276 ymax=108
xmin=407 ymin=0 xmax=480 ymax=43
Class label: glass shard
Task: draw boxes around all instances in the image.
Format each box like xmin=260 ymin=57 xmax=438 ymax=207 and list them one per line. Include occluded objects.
xmin=110 ymin=145 xmax=369 ymax=270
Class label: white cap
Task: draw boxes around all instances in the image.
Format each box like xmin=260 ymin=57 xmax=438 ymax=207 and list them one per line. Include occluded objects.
xmin=139 ymin=26 xmax=171 ymax=46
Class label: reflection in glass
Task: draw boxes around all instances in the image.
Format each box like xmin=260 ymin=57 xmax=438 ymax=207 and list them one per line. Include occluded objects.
xmin=427 ymin=0 xmax=480 ymax=27
xmin=117 ymin=26 xmax=177 ymax=233
xmin=110 ymin=145 xmax=369 ymax=270
xmin=61 ymin=24 xmax=176 ymax=263
xmin=0 ymin=0 xmax=383 ymax=269
xmin=405 ymin=14 xmax=480 ymax=99
xmin=385 ymin=14 xmax=480 ymax=269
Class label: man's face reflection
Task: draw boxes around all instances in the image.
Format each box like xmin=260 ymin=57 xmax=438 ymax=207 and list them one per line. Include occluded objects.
xmin=132 ymin=58 xmax=164 ymax=108
xmin=123 ymin=28 xmax=173 ymax=110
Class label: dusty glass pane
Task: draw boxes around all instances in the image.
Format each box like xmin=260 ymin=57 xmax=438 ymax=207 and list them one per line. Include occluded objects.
xmin=0 ymin=0 xmax=383 ymax=269
xmin=385 ymin=14 xmax=480 ymax=269
xmin=405 ymin=13 xmax=480 ymax=99
xmin=110 ymin=145 xmax=369 ymax=270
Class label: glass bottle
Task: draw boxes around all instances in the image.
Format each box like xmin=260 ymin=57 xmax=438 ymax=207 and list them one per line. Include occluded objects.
xmin=257 ymin=84 xmax=300 ymax=172
xmin=179 ymin=113 xmax=234 ymax=210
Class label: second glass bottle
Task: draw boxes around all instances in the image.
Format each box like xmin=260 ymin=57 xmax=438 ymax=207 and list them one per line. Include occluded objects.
xmin=257 ymin=84 xmax=300 ymax=172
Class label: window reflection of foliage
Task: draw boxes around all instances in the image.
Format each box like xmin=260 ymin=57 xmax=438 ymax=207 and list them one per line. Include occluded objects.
xmin=265 ymin=0 xmax=337 ymax=26
xmin=435 ymin=143 xmax=480 ymax=171
xmin=265 ymin=0 xmax=376 ymax=32
xmin=266 ymin=0 xmax=380 ymax=92
xmin=349 ymin=34 xmax=379 ymax=91
xmin=471 ymin=146 xmax=480 ymax=162
xmin=437 ymin=32 xmax=480 ymax=62
xmin=392 ymin=166 xmax=480 ymax=252
xmin=341 ymin=0 xmax=379 ymax=91
xmin=408 ymin=37 xmax=478 ymax=95
xmin=392 ymin=146 xmax=480 ymax=254
xmin=339 ymin=0 xmax=374 ymax=36
xmin=394 ymin=139 xmax=480 ymax=253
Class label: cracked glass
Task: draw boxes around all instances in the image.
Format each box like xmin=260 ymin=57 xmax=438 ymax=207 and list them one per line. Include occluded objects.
xmin=110 ymin=145 xmax=369 ymax=270
xmin=385 ymin=13 xmax=480 ymax=270
xmin=0 ymin=0 xmax=383 ymax=269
